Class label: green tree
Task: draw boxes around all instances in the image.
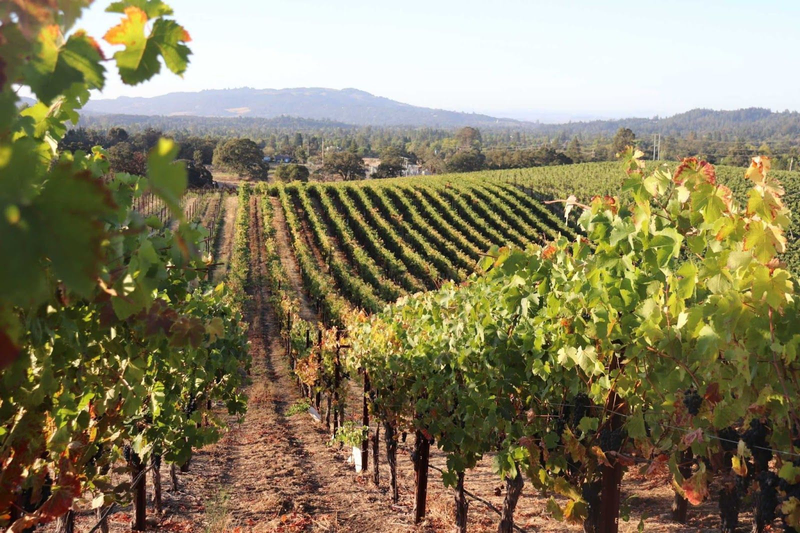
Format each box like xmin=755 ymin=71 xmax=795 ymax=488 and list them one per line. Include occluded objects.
xmin=213 ymin=138 xmax=269 ymax=179
xmin=373 ymin=147 xmax=405 ymax=178
xmin=565 ymin=136 xmax=582 ymax=163
xmin=323 ymin=151 xmax=366 ymax=180
xmin=724 ymin=140 xmax=751 ymax=167
xmin=107 ymin=141 xmax=147 ymax=175
xmin=274 ymin=163 xmax=310 ymax=183
xmin=445 ymin=150 xmax=486 ymax=173
xmin=611 ymin=127 xmax=636 ymax=154
xmin=294 ymin=145 xmax=308 ymax=163
xmin=107 ymin=126 xmax=129 ymax=145
xmin=193 ymin=149 xmax=205 ymax=168
xmin=456 ymin=126 xmax=482 ymax=150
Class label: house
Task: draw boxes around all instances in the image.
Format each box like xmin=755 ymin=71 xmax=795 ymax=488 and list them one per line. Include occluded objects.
xmin=362 ymin=157 xmax=424 ymax=178
xmin=265 ymin=155 xmax=295 ymax=164
xmin=362 ymin=157 xmax=381 ymax=178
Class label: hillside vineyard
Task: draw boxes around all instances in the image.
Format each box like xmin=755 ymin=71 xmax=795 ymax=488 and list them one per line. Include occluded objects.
xmin=266 ymin=177 xmax=577 ymax=321
xmin=269 ymin=162 xmax=800 ymax=317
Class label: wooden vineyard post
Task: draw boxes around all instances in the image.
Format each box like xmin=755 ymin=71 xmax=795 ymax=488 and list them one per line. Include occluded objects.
xmin=325 ymin=395 xmax=332 ymax=431
xmin=455 ymin=471 xmax=468 ymax=533
xmin=170 ymin=463 xmax=179 ymax=491
xmin=286 ymin=314 xmax=291 ymax=359
xmin=95 ymin=506 xmax=110 ymax=533
xmin=599 ymin=352 xmax=624 ymax=533
xmin=362 ymin=371 xmax=370 ymax=471
xmin=316 ymin=329 xmax=323 ymax=413
xmin=332 ymin=329 xmax=342 ymax=442
xmin=131 ymin=453 xmax=146 ymax=531
xmin=152 ymin=454 xmax=162 ymax=515
xmin=372 ymin=423 xmax=380 ymax=486
xmin=54 ymin=511 xmax=75 ymax=533
xmin=384 ymin=422 xmax=399 ymax=502
xmin=413 ymin=430 xmax=430 ymax=524
xmin=600 ymin=460 xmax=623 ymax=533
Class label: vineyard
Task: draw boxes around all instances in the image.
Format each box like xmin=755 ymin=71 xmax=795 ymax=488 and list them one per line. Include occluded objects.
xmin=247 ymin=154 xmax=800 ymax=533
xmin=5 ymin=2 xmax=800 ymax=533
xmin=264 ymin=177 xmax=577 ymax=324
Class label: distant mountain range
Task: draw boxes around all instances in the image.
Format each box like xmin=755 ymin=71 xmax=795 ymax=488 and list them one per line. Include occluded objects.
xmin=83 ymin=87 xmax=522 ymax=128
xmin=18 ymin=87 xmax=797 ymax=140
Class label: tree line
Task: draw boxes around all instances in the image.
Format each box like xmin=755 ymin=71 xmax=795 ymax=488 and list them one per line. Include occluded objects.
xmin=60 ymin=120 xmax=800 ymax=185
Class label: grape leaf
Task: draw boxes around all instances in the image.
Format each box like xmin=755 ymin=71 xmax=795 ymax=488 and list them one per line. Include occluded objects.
xmin=147 ymin=138 xmax=187 ymax=216
xmin=25 ymin=26 xmax=105 ymax=104
xmin=106 ymin=0 xmax=174 ymax=18
xmin=104 ymin=6 xmax=191 ymax=85
xmin=149 ymin=18 xmax=192 ymax=75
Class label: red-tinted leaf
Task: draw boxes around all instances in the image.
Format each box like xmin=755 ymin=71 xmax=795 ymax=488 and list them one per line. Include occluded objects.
xmin=0 ymin=328 xmax=20 ymax=369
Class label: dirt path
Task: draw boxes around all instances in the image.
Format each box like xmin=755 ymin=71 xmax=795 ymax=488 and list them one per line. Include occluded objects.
xmin=183 ymin=195 xmax=415 ymax=532
xmin=212 ymin=194 xmax=239 ymax=283
xmin=270 ymin=196 xmax=319 ymax=323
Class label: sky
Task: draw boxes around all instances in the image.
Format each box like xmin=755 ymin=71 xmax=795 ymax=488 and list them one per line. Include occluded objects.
xmin=75 ymin=0 xmax=800 ymax=121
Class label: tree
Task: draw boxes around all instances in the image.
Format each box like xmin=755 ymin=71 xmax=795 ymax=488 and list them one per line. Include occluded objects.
xmin=611 ymin=127 xmax=636 ymax=155
xmin=137 ymin=127 xmax=164 ymax=152
xmin=445 ymin=150 xmax=486 ymax=173
xmin=565 ymin=137 xmax=582 ymax=163
xmin=107 ymin=142 xmax=147 ymax=176
xmin=323 ymin=151 xmax=366 ymax=180
xmin=372 ymin=147 xmax=405 ymax=179
xmin=274 ymin=164 xmax=310 ymax=183
xmin=59 ymin=127 xmax=103 ymax=153
xmin=107 ymin=126 xmax=129 ymax=145
xmin=373 ymin=158 xmax=405 ymax=179
xmin=193 ymin=149 xmax=205 ymax=168
xmin=724 ymin=140 xmax=751 ymax=167
xmin=294 ymin=146 xmax=308 ymax=163
xmin=456 ymin=127 xmax=482 ymax=150
xmin=178 ymin=137 xmax=217 ymax=164
xmin=213 ymin=138 xmax=269 ymax=179
xmin=180 ymin=159 xmax=214 ymax=187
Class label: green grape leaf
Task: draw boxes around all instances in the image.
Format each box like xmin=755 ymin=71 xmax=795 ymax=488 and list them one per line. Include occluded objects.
xmin=626 ymin=412 xmax=647 ymax=439
xmin=648 ymin=228 xmax=683 ymax=268
xmin=753 ymin=267 xmax=793 ymax=309
xmin=104 ymin=7 xmax=160 ymax=85
xmin=146 ymin=138 xmax=187 ymax=216
xmin=106 ymin=0 xmax=174 ymax=18
xmin=1 ymin=164 xmax=115 ymax=304
xmin=744 ymin=220 xmax=786 ymax=264
xmin=104 ymin=6 xmax=190 ymax=85
xmin=25 ymin=27 xmax=105 ymax=104
xmin=149 ymin=19 xmax=192 ymax=76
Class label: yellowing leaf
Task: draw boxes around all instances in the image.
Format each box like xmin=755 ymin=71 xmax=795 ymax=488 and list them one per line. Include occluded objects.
xmin=731 ymin=455 xmax=748 ymax=477
xmin=104 ymin=6 xmax=191 ymax=85
xmin=745 ymin=156 xmax=771 ymax=185
xmin=781 ymin=497 xmax=800 ymax=529
xmin=206 ymin=317 xmax=224 ymax=342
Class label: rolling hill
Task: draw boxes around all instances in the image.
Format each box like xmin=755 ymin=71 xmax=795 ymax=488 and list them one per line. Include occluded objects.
xmin=83 ymin=87 xmax=522 ymax=128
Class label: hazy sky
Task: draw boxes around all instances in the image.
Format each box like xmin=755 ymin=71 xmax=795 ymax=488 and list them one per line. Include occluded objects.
xmin=77 ymin=0 xmax=800 ymax=120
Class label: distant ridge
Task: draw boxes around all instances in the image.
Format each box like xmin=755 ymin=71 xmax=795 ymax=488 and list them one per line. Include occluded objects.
xmin=83 ymin=87 xmax=522 ymax=128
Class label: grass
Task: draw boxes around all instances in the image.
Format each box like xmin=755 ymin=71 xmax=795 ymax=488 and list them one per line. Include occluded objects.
xmin=286 ymin=398 xmax=312 ymax=417
xmin=204 ymin=490 xmax=231 ymax=533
